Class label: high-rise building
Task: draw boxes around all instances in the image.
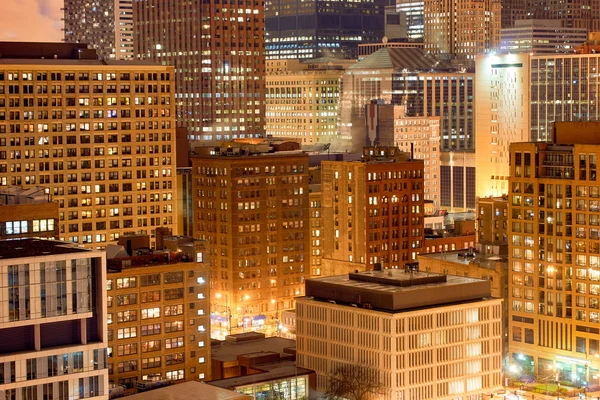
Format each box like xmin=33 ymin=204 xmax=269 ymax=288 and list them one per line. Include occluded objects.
xmin=508 ymin=122 xmax=600 ymax=383
xmin=439 ymin=152 xmax=476 ymax=211
xmin=476 ymin=47 xmax=600 ymax=198
xmin=475 ymin=52 xmax=530 ymax=198
xmin=500 ymin=0 xmax=527 ymax=28
xmin=134 ymin=0 xmax=265 ymax=143
xmin=388 ymin=0 xmax=425 ymax=41
xmin=297 ymin=269 xmax=503 ymax=399
xmin=338 ymin=48 xmax=473 ymax=153
xmin=423 ymin=0 xmax=500 ymax=65
xmin=106 ymin=235 xmax=211 ymax=387
xmin=191 ymin=144 xmax=310 ymax=338
xmin=63 ymin=0 xmax=134 ymax=60
xmin=320 ymin=147 xmax=424 ymax=274
xmin=0 ymin=186 xmax=59 ymax=240
xmin=264 ymin=0 xmax=385 ymax=60
xmin=0 ymin=42 xmax=178 ymax=247
xmin=265 ymin=58 xmax=354 ymax=146
xmin=499 ymin=20 xmax=587 ymax=54
xmin=526 ymin=0 xmax=600 ymax=32
xmin=0 ymin=238 xmax=109 ymax=399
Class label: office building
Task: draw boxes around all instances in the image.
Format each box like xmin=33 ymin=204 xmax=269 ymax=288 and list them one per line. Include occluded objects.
xmin=320 ymin=147 xmax=424 ymax=274
xmin=191 ymin=144 xmax=310 ymax=338
xmin=526 ymin=0 xmax=600 ymax=32
xmin=0 ymin=238 xmax=108 ymax=399
xmin=106 ymin=235 xmax=211 ymax=387
xmin=0 ymin=186 xmax=59 ymax=240
xmin=499 ymin=20 xmax=587 ymax=54
xmin=264 ymin=0 xmax=385 ymax=61
xmin=63 ymin=0 xmax=134 ymax=60
xmin=134 ymin=0 xmax=265 ymax=142
xmin=476 ymin=47 xmax=600 ymax=199
xmin=423 ymin=0 xmax=500 ymax=65
xmin=297 ymin=269 xmax=503 ymax=399
xmin=508 ymin=122 xmax=600 ymax=382
xmin=0 ymin=42 xmax=177 ymax=247
xmin=501 ymin=0 xmax=527 ymax=28
xmin=266 ymin=58 xmax=354 ymax=146
xmin=440 ymin=152 xmax=476 ymax=211
xmin=388 ymin=0 xmax=425 ymax=41
xmin=338 ymin=47 xmax=473 ymax=153
xmin=475 ymin=52 xmax=530 ymax=198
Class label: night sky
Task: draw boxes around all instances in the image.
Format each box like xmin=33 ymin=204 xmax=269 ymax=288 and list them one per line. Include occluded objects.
xmin=1 ymin=0 xmax=62 ymax=41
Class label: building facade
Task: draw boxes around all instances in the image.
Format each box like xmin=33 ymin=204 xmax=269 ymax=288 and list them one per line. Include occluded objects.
xmin=297 ymin=270 xmax=503 ymax=399
xmin=0 ymin=186 xmax=59 ymax=240
xmin=508 ymin=126 xmax=600 ymax=382
xmin=499 ymin=20 xmax=587 ymax=54
xmin=476 ymin=196 xmax=508 ymax=256
xmin=106 ymin=236 xmax=211 ymax=387
xmin=320 ymin=147 xmax=424 ymax=273
xmin=264 ymin=0 xmax=385 ymax=60
xmin=64 ymin=0 xmax=134 ymax=60
xmin=191 ymin=147 xmax=310 ymax=338
xmin=423 ymin=0 xmax=501 ymax=65
xmin=338 ymin=47 xmax=473 ymax=153
xmin=0 ymin=43 xmax=177 ymax=247
xmin=266 ymin=59 xmax=353 ymax=145
xmin=0 ymin=238 xmax=108 ymax=399
xmin=134 ymin=0 xmax=265 ymax=142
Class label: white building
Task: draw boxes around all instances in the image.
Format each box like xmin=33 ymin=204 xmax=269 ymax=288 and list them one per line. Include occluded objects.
xmin=0 ymin=238 xmax=108 ymax=399
xmin=297 ymin=269 xmax=503 ymax=400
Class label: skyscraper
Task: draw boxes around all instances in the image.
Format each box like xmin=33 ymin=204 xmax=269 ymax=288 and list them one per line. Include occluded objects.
xmin=526 ymin=0 xmax=600 ymax=31
xmin=423 ymin=0 xmax=501 ymax=65
xmin=63 ymin=0 xmax=134 ymax=60
xmin=134 ymin=0 xmax=265 ymax=142
xmin=264 ymin=0 xmax=385 ymax=60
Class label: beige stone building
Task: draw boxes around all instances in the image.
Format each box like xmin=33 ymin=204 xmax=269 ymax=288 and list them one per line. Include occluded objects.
xmin=508 ymin=123 xmax=600 ymax=381
xmin=424 ymin=0 xmax=501 ymax=65
xmin=0 ymin=186 xmax=59 ymax=240
xmin=266 ymin=59 xmax=354 ymax=146
xmin=297 ymin=270 xmax=504 ymax=399
xmin=191 ymin=145 xmax=310 ymax=338
xmin=0 ymin=43 xmax=177 ymax=248
xmin=106 ymin=236 xmax=211 ymax=387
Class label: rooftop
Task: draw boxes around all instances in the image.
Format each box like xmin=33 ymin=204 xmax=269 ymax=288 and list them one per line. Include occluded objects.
xmin=0 ymin=238 xmax=90 ymax=260
xmin=304 ymin=269 xmax=492 ymax=312
xmin=212 ymin=334 xmax=296 ymax=363
xmin=209 ymin=360 xmax=313 ymax=390
xmin=348 ymin=47 xmax=452 ymax=72
xmin=418 ymin=250 xmax=507 ymax=269
xmin=123 ymin=381 xmax=251 ymax=400
xmin=0 ymin=186 xmax=51 ymax=206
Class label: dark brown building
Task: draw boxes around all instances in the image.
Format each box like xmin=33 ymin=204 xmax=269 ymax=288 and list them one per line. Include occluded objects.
xmin=320 ymin=147 xmax=424 ymax=275
xmin=134 ymin=0 xmax=265 ymax=143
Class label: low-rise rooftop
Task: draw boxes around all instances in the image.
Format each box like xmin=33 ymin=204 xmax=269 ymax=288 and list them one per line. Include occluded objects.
xmin=0 ymin=238 xmax=90 ymax=259
xmin=304 ymin=269 xmax=492 ymax=312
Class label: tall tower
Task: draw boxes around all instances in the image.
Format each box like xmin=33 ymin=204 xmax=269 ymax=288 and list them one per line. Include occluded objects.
xmin=424 ymin=0 xmax=501 ymax=65
xmin=134 ymin=0 xmax=266 ymax=143
xmin=63 ymin=0 xmax=134 ymax=60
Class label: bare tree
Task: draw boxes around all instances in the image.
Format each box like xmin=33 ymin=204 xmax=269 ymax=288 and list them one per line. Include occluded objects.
xmin=325 ymin=364 xmax=382 ymax=400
